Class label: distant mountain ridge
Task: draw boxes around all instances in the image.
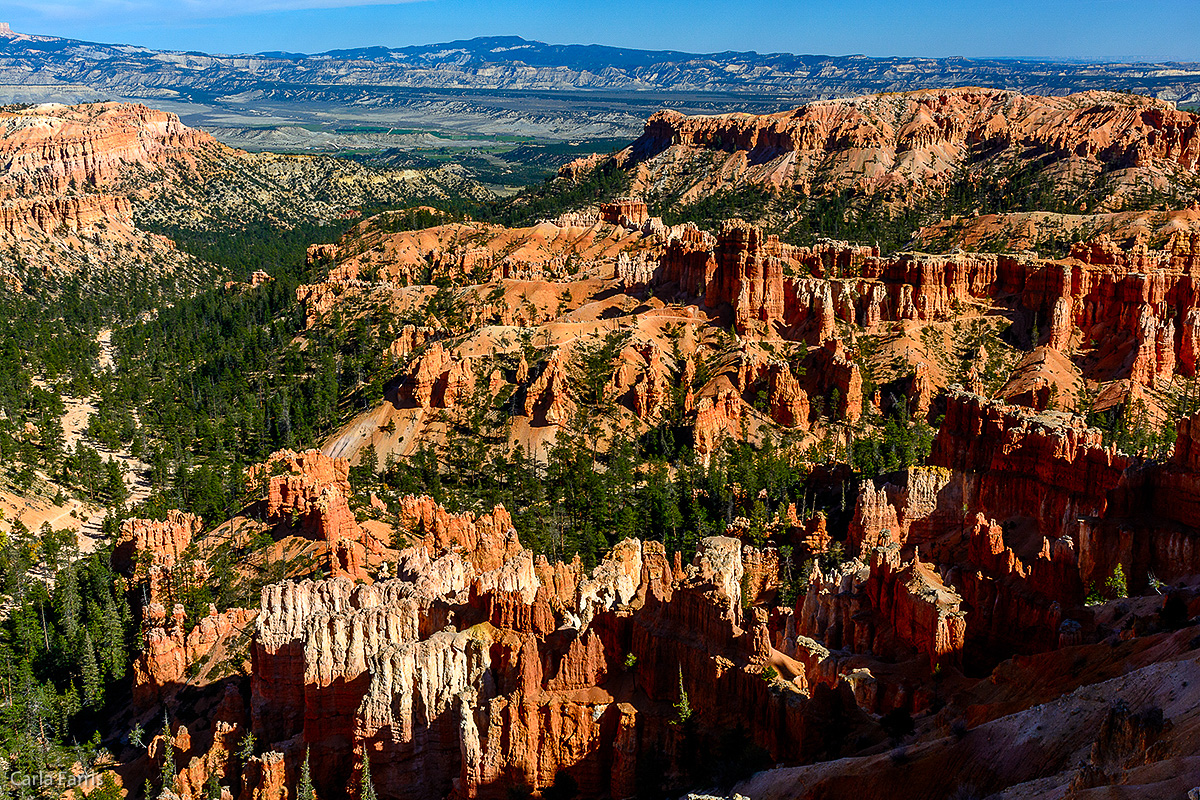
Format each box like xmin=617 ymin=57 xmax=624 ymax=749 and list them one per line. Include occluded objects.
xmin=4 ymin=26 xmax=1200 ymax=102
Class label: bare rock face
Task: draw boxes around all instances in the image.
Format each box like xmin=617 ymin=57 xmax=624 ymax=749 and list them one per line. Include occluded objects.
xmin=629 ymin=343 xmax=672 ymax=421
xmin=405 ymin=341 xmax=453 ymax=407
xmin=600 ymin=198 xmax=649 ymax=228
xmin=645 ymin=221 xmax=1200 ymax=402
xmin=397 ymin=495 xmax=522 ymax=575
xmin=909 ymin=361 xmax=935 ymax=417
xmin=246 ymin=497 xmax=874 ymax=800
xmin=627 ymin=89 xmax=1200 ymax=206
xmin=245 ymin=449 xmax=366 ymax=571
xmin=708 ymin=221 xmax=789 ymax=334
xmin=402 ymin=342 xmax=477 ymax=408
xmin=847 ymin=466 xmax=957 ymax=556
xmin=931 ymin=390 xmax=1125 ymax=547
xmin=113 ymin=510 xmax=259 ymax=711
xmin=692 ymin=389 xmax=744 ymax=463
xmin=0 ymin=102 xmax=220 ymax=285
xmin=691 ymin=536 xmax=745 ymax=621
xmin=249 ymin=449 xmax=352 ymax=520
xmin=1047 ymin=295 xmax=1074 ymax=351
xmin=796 ymin=546 xmax=966 ymax=674
xmin=0 ymin=103 xmax=215 ymax=199
xmin=842 ymin=392 xmax=1200 ymax=669
xmin=113 ymin=510 xmax=203 ymax=575
xmin=522 ymin=350 xmax=576 ymax=426
xmin=578 ymin=538 xmax=644 ymax=625
xmin=767 ymin=362 xmax=809 ymax=428
xmin=166 ymin=685 xmax=247 ymax=800
xmin=804 ymin=338 xmax=863 ymax=423
xmin=133 ymin=603 xmax=254 ymax=710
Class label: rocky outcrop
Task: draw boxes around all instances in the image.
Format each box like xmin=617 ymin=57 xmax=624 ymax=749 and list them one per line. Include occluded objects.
xmin=162 ymin=685 xmax=248 ymax=800
xmin=628 ymin=89 xmax=1200 ymax=207
xmin=247 ymin=514 xmax=872 ymax=800
xmin=847 ymin=466 xmax=958 ymax=556
xmin=0 ymin=102 xmax=219 ymax=285
xmin=134 ymin=603 xmax=254 ymax=710
xmin=767 ymin=362 xmax=809 ymax=428
xmin=396 ymin=495 xmax=523 ymax=574
xmin=248 ymin=448 xmax=354 ymax=535
xmin=931 ymin=390 xmax=1126 ymax=545
xmin=245 ymin=449 xmax=377 ymax=579
xmin=400 ymin=342 xmax=476 ymax=408
xmin=600 ymin=198 xmax=649 ymax=228
xmin=692 ymin=389 xmax=744 ymax=462
xmin=804 ymin=338 xmax=863 ymax=423
xmin=0 ymin=103 xmax=216 ymax=200
xmin=522 ymin=351 xmax=576 ymax=425
xmin=113 ymin=510 xmax=203 ymax=576
xmin=708 ymin=221 xmax=789 ymax=334
xmin=249 ymin=449 xmax=352 ymax=519
xmin=845 ymin=392 xmax=1200 ymax=667
xmin=796 ymin=546 xmax=966 ymax=673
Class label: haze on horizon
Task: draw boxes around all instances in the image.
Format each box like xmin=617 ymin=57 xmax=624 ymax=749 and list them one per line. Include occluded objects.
xmin=3 ymin=0 xmax=1198 ymax=64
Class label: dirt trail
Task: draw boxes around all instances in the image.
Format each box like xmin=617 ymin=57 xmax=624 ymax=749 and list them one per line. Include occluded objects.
xmin=97 ymin=327 xmax=115 ymax=372
xmin=27 ymin=328 xmax=152 ymax=553
xmin=66 ymin=329 xmax=153 ymax=553
xmin=1 ymin=329 xmax=153 ymax=610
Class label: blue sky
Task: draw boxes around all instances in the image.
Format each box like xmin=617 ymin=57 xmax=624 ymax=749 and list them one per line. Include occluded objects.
xmin=4 ymin=0 xmax=1198 ymax=61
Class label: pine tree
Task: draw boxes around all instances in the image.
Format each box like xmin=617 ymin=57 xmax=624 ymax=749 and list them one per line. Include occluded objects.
xmin=160 ymin=713 xmax=176 ymax=797
xmin=237 ymin=732 xmax=257 ymax=764
xmin=80 ymin=630 xmax=102 ymax=708
xmin=297 ymin=748 xmax=316 ymax=800
xmin=98 ymin=590 xmax=128 ymax=679
xmin=56 ymin=563 xmax=81 ymax=642
xmin=351 ymin=444 xmax=377 ymax=489
xmin=359 ymin=752 xmax=377 ymax=800
xmin=1105 ymin=563 xmax=1128 ymax=599
xmin=204 ymin=768 xmax=221 ymax=800
xmin=673 ymin=667 xmax=692 ymax=724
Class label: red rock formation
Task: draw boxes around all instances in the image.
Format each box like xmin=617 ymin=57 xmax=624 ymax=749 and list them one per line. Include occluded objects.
xmin=163 ymin=685 xmax=247 ymax=800
xmin=630 ymin=344 xmax=670 ymax=420
xmin=931 ymin=390 xmax=1125 ymax=546
xmin=767 ymin=362 xmax=809 ymax=428
xmin=397 ymin=495 xmax=523 ymax=574
xmin=523 ymin=351 xmax=576 ymax=425
xmin=248 ymin=449 xmax=352 ymax=518
xmin=842 ymin=392 xmax=1200 ymax=667
xmin=796 ymin=546 xmax=966 ymax=672
xmin=692 ymin=389 xmax=744 ymax=462
xmin=909 ymin=362 xmax=935 ymax=417
xmin=244 ymin=448 xmax=376 ymax=579
xmin=0 ymin=102 xmax=220 ymax=283
xmin=657 ymin=224 xmax=718 ymax=296
xmin=1048 ymin=295 xmax=1074 ymax=351
xmin=133 ymin=603 xmax=254 ymax=709
xmin=996 ymin=346 xmax=1080 ymax=412
xmin=847 ymin=466 xmax=958 ymax=556
xmin=114 ymin=510 xmax=203 ymax=575
xmin=741 ymin=545 xmax=782 ymax=605
xmin=663 ymin=229 xmax=1200 ymax=393
xmin=0 ymin=103 xmax=216 ymax=200
xmin=804 ymin=338 xmax=863 ymax=422
xmin=707 ymin=221 xmax=788 ymax=334
xmin=401 ymin=342 xmax=477 ymax=408
xmin=628 ymin=89 xmax=1200 ymax=202
xmin=246 ymin=521 xmax=875 ymax=800
xmin=600 ymin=198 xmax=649 ymax=228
